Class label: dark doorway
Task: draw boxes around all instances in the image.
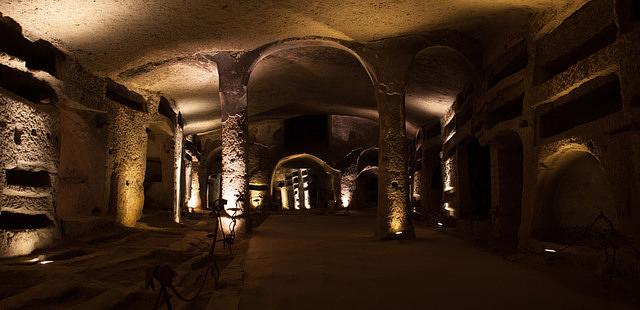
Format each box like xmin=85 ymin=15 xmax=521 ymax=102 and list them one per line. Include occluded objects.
xmin=465 ymin=139 xmax=491 ymax=220
xmin=493 ymin=134 xmax=523 ymax=252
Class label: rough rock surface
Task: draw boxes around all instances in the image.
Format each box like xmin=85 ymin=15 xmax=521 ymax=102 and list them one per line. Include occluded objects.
xmin=0 ymin=90 xmax=59 ymax=257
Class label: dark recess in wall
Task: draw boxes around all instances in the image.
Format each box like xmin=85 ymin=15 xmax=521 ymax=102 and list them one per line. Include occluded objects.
xmin=0 ymin=211 xmax=54 ymax=229
xmin=145 ymin=158 xmax=162 ymax=183
xmin=539 ymin=74 xmax=622 ymax=138
xmin=284 ymin=115 xmax=329 ymax=153
xmin=487 ymin=41 xmax=528 ymax=89
xmin=185 ymin=140 xmax=198 ymax=156
xmin=5 ymin=169 xmax=51 ymax=187
xmin=249 ymin=184 xmax=269 ymax=190
xmin=106 ymin=80 xmax=147 ymax=112
xmin=425 ymin=124 xmax=441 ymax=139
xmin=158 ymin=96 xmax=176 ymax=124
xmin=466 ymin=139 xmax=491 ymax=220
xmin=444 ymin=117 xmax=456 ymax=137
xmin=0 ymin=64 xmax=57 ymax=104
xmin=0 ymin=15 xmax=63 ymax=77
xmin=618 ymin=0 xmax=640 ymax=27
xmin=535 ymin=23 xmax=617 ymax=85
xmin=488 ymin=95 xmax=524 ymax=128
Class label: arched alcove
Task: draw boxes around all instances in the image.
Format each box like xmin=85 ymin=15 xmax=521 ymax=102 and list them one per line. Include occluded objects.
xmin=270 ymin=153 xmax=341 ymax=211
xmin=404 ymin=46 xmax=477 ymax=223
xmin=534 ymin=145 xmax=620 ymax=244
xmin=356 ymin=147 xmax=379 ymax=172
xmin=351 ymin=166 xmax=379 ymax=210
xmin=248 ymin=44 xmax=376 ymax=127
xmin=405 ymin=46 xmax=477 ymax=129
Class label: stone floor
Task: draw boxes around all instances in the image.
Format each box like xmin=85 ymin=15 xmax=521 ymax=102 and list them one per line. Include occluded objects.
xmin=0 ymin=211 xmax=234 ymax=310
xmin=237 ymin=213 xmax=635 ymax=310
xmin=0 ymin=212 xmax=636 ymax=309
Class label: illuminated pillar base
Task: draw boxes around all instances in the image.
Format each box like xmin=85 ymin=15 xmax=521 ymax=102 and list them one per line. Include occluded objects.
xmin=221 ymin=111 xmax=248 ymax=216
xmin=173 ymin=124 xmax=184 ymax=223
xmin=187 ymin=158 xmax=203 ymax=212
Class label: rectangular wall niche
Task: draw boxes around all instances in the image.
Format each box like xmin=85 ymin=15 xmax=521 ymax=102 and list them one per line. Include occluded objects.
xmin=0 ymin=64 xmax=57 ymax=104
xmin=534 ymin=0 xmax=617 ymax=85
xmin=158 ymin=97 xmax=176 ymax=124
xmin=536 ymin=24 xmax=617 ymax=85
xmin=0 ymin=212 xmax=54 ymax=229
xmin=487 ymin=40 xmax=528 ymax=90
xmin=539 ymin=74 xmax=622 ymax=138
xmin=5 ymin=169 xmax=51 ymax=187
xmin=106 ymin=80 xmax=147 ymax=112
xmin=488 ymin=95 xmax=524 ymax=128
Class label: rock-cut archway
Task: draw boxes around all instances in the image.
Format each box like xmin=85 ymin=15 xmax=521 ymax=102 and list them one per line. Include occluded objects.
xmin=270 ymin=153 xmax=341 ymax=210
xmin=534 ymin=144 xmax=620 ymax=244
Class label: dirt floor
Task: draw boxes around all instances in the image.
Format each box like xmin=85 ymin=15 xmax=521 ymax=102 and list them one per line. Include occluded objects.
xmin=0 ymin=211 xmax=237 ymax=310
xmin=238 ymin=212 xmax=636 ymax=310
xmin=1 ymin=211 xmax=637 ymax=309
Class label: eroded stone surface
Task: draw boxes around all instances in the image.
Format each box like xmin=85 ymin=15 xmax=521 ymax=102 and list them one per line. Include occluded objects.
xmin=0 ymin=90 xmax=59 ymax=257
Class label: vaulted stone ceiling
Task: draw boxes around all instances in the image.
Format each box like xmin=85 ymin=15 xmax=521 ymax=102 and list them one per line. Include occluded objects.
xmin=0 ymin=0 xmax=583 ymax=134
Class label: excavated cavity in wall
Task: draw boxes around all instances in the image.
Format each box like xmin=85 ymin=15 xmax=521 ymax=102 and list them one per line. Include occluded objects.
xmin=0 ymin=64 xmax=57 ymax=104
xmin=487 ymin=95 xmax=524 ymax=129
xmin=0 ymin=15 xmax=62 ymax=77
xmin=538 ymin=74 xmax=622 ymax=138
xmin=487 ymin=40 xmax=528 ymax=90
xmin=534 ymin=0 xmax=618 ymax=85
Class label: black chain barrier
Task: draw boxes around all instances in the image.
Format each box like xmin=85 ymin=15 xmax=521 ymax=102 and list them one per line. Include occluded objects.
xmin=146 ymin=198 xmax=240 ymax=309
xmin=550 ymin=211 xmax=619 ymax=279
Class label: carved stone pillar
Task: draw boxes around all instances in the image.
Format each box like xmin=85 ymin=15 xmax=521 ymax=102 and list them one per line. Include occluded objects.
xmin=213 ymin=53 xmax=251 ymax=220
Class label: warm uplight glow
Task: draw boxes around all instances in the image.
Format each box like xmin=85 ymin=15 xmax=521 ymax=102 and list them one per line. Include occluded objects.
xmin=395 ymin=231 xmax=403 ymax=235
xmin=340 ymin=164 xmax=358 ymax=208
xmin=39 ymin=260 xmax=54 ymax=265
xmin=437 ymin=222 xmax=444 ymax=227
xmin=221 ymin=113 xmax=247 ymax=216
xmin=250 ymin=189 xmax=266 ymax=209
xmin=294 ymin=187 xmax=301 ymax=210
xmin=304 ymin=189 xmax=311 ymax=209
xmin=280 ymin=187 xmax=290 ymax=210
xmin=24 ymin=256 xmax=44 ymax=264
xmin=412 ymin=171 xmax=422 ymax=200
xmin=186 ymin=160 xmax=201 ymax=211
xmin=544 ymin=248 xmax=557 ymax=253
xmin=173 ymin=127 xmax=184 ymax=223
xmin=445 ymin=129 xmax=456 ymax=143
xmin=443 ymin=157 xmax=456 ymax=192
xmin=443 ymin=202 xmax=455 ymax=217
